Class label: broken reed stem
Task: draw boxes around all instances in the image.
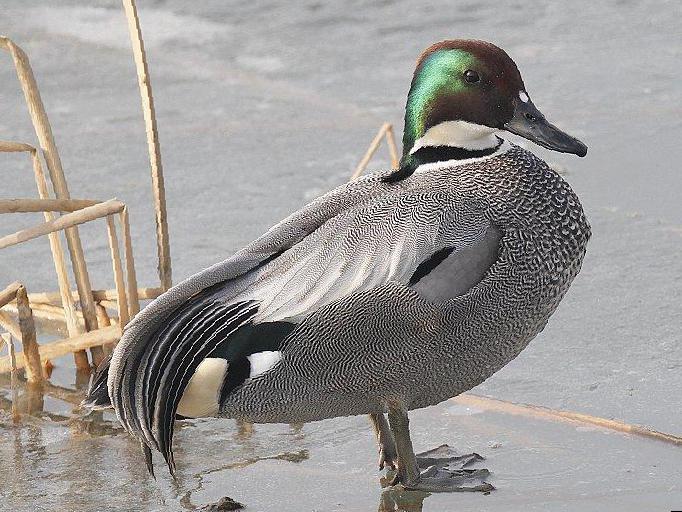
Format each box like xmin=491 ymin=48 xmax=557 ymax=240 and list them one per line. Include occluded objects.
xmin=0 ymin=311 xmax=22 ymax=340
xmin=351 ymin=123 xmax=391 ymax=181
xmin=15 ymin=286 xmax=43 ymax=385
xmin=0 ymin=287 xmax=25 ymax=365
xmin=106 ymin=216 xmax=130 ymax=328
xmin=0 ymin=282 xmax=21 ymax=307
xmin=457 ymin=394 xmax=682 ymax=448
xmin=95 ymin=304 xmax=115 ymax=357
xmin=0 ymin=325 xmax=122 ymax=374
xmin=0 ymin=198 xmax=99 ymax=213
xmin=3 ymin=302 xmax=119 ymax=331
xmin=385 ymin=124 xmax=400 ymax=169
xmin=96 ymin=303 xmax=112 ymax=328
xmin=0 ymin=199 xmax=124 ymax=249
xmin=97 ymin=299 xmax=120 ymax=312
xmin=20 ymin=302 xmax=68 ymax=318
xmin=0 ymin=36 xmax=100 ymax=337
xmin=0 ymin=140 xmax=35 ymax=152
xmin=1 ymin=333 xmax=17 ymax=372
xmin=2 ymin=302 xmax=77 ymax=323
xmin=120 ymin=207 xmax=140 ymax=317
xmin=28 ymin=286 xmax=162 ymax=305
xmin=1 ymin=333 xmax=20 ymax=422
xmin=121 ymin=0 xmax=172 ymax=291
xmin=1 ymin=32 xmax=151 ymax=373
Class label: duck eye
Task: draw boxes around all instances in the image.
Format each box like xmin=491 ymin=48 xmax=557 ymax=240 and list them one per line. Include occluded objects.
xmin=464 ymin=70 xmax=480 ymax=83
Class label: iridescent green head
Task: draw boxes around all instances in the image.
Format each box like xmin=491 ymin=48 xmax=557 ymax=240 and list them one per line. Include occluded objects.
xmin=392 ymin=40 xmax=587 ymax=181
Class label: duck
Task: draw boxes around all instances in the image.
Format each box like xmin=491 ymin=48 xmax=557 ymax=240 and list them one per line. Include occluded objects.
xmin=84 ymin=39 xmax=590 ymax=492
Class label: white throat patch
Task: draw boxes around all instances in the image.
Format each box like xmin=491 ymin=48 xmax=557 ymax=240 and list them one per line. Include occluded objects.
xmin=410 ymin=121 xmax=499 ymax=153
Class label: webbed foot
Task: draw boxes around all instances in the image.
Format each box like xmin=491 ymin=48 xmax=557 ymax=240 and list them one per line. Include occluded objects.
xmin=395 ymin=464 xmax=493 ymax=493
xmin=415 ymin=444 xmax=484 ymax=470
xmin=381 ymin=406 xmax=494 ymax=493
xmin=391 ymin=444 xmax=494 ymax=492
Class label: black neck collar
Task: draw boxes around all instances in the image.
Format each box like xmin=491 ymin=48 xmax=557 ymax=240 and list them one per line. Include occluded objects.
xmin=383 ymin=137 xmax=503 ymax=183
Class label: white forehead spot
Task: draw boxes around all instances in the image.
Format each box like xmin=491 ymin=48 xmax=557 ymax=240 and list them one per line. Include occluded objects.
xmin=519 ymin=91 xmax=529 ymax=103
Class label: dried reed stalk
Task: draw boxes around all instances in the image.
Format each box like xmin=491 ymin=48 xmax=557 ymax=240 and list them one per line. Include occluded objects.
xmin=0 ymin=199 xmax=124 ymax=249
xmin=0 ymin=325 xmax=121 ymax=373
xmin=456 ymin=394 xmax=682 ymax=448
xmin=96 ymin=304 xmax=112 ymax=326
xmin=15 ymin=286 xmax=43 ymax=385
xmin=0 ymin=282 xmax=21 ymax=307
xmin=28 ymin=286 xmax=162 ymax=305
xmin=350 ymin=122 xmax=400 ymax=180
xmin=0 ymin=37 xmax=100 ymax=338
xmin=95 ymin=304 xmax=115 ymax=357
xmin=2 ymin=203 xmax=133 ymax=337
xmin=0 ymin=198 xmax=99 ymax=213
xmin=120 ymin=206 xmax=140 ymax=317
xmin=106 ymin=216 xmax=130 ymax=328
xmin=0 ymin=303 xmax=22 ymax=357
xmin=0 ymin=142 xmax=87 ymax=365
xmin=38 ymin=380 xmax=83 ymax=407
xmin=385 ymin=124 xmax=399 ymax=169
xmin=1 ymin=333 xmax=16 ymax=372
xmin=1 ymin=333 xmax=20 ymax=421
xmin=0 ymin=311 xmax=21 ymax=340
xmin=3 ymin=303 xmax=74 ymax=325
xmin=0 ymin=140 xmax=34 ymax=152
xmin=121 ymin=0 xmax=172 ymax=291
xmin=19 ymin=301 xmax=69 ymax=318
xmin=29 ymin=148 xmax=89 ymax=367
xmin=97 ymin=299 xmax=120 ymax=312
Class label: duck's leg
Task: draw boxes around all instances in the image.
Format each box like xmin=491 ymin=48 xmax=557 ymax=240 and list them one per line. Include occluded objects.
xmin=386 ymin=405 xmax=494 ymax=493
xmin=371 ymin=413 xmax=485 ymax=473
xmin=386 ymin=407 xmax=420 ymax=485
xmin=369 ymin=413 xmax=398 ymax=470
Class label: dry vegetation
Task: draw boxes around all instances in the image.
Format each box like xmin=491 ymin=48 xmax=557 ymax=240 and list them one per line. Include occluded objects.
xmin=0 ymin=0 xmax=678 ymax=451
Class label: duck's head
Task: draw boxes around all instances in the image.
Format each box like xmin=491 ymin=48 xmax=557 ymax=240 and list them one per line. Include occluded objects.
xmin=393 ymin=39 xmax=587 ymax=180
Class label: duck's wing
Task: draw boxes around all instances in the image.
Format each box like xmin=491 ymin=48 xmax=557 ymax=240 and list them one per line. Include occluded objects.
xmin=104 ymin=177 xmax=499 ymax=474
xmin=233 ymin=191 xmax=494 ymax=324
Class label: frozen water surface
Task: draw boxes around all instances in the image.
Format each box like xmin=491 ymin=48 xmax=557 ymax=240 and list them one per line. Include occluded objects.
xmin=0 ymin=1 xmax=681 ymax=510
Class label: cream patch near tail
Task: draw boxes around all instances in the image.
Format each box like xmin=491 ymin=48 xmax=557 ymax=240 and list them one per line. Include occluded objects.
xmin=177 ymin=357 xmax=227 ymax=418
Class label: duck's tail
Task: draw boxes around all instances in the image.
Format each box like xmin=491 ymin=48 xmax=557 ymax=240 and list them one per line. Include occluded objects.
xmin=95 ymin=278 xmax=258 ymax=477
xmin=83 ymin=244 xmax=284 ymax=477
xmin=82 ymin=353 xmax=113 ymax=409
